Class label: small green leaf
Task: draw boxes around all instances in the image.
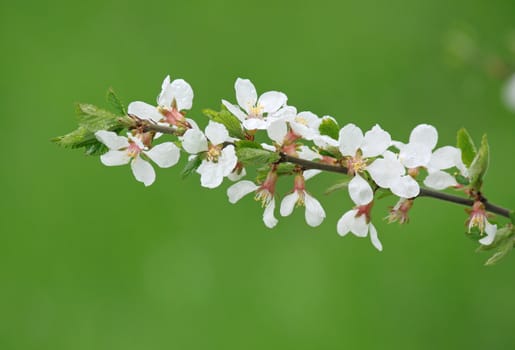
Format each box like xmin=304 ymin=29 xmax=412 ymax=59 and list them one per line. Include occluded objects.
xmin=484 ymin=239 xmax=514 ymax=266
xmin=235 ymin=140 xmax=262 ymax=149
xmin=324 ymin=179 xmax=350 ymax=195
xmin=510 ymin=211 xmax=515 ymax=225
xmin=203 ymin=107 xmax=245 ymax=139
xmin=456 ymin=128 xmax=477 ymax=167
xmin=319 ymin=117 xmax=340 ymax=140
xmin=181 ymin=155 xmax=202 ymax=179
xmin=468 ymin=134 xmax=489 ymax=191
xmin=106 ymin=88 xmax=126 ymax=115
xmin=237 ymin=147 xmax=279 ymax=166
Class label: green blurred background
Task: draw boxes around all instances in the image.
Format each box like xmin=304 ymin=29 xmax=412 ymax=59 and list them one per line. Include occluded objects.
xmin=1 ymin=0 xmax=514 ymax=349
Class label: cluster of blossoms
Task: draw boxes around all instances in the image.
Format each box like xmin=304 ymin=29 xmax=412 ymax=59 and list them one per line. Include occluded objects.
xmin=93 ymin=75 xmax=503 ymax=252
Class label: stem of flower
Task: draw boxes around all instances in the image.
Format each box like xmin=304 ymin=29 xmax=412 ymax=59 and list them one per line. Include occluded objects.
xmin=279 ymin=153 xmax=512 ymax=219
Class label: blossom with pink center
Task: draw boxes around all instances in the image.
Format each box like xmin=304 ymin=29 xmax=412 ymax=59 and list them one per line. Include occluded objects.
xmin=222 ymin=78 xmax=287 ymax=130
xmin=336 ymin=201 xmax=383 ymax=251
xmin=181 ymin=121 xmax=238 ymax=189
xmin=127 ymin=75 xmax=193 ymax=129
xmin=227 ymin=170 xmax=279 ymax=228
xmin=95 ymin=130 xmax=180 ymax=186
xmin=280 ymin=173 xmax=326 ymax=227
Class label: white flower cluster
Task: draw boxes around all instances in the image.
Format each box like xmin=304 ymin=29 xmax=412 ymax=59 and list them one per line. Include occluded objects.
xmin=94 ymin=75 xmax=495 ymax=251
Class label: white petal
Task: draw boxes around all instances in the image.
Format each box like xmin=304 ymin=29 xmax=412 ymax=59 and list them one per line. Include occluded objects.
xmin=348 ymin=174 xmax=374 ymax=206
xmin=304 ymin=169 xmax=322 ymax=180
xmin=313 ymin=135 xmax=339 ymax=149
xmin=145 ymin=142 xmax=180 ymax=168
xmin=258 ymin=91 xmax=287 ymax=114
xmin=336 ymin=210 xmax=356 ymax=237
xmin=271 ymin=105 xmax=297 ymax=120
xmin=369 ymin=223 xmax=383 ymax=251
xmin=100 ymin=150 xmax=131 ymax=166
xmin=235 ymin=78 xmax=257 ymax=113
xmin=366 ymin=158 xmax=404 ymax=188
xmin=304 ymin=193 xmax=326 ymax=227
xmin=391 ymin=175 xmax=420 ymax=198
xmin=267 ymin=119 xmax=288 ymax=144
xmin=298 ymin=146 xmax=320 ymax=161
xmin=182 ymin=129 xmax=208 ymax=154
xmin=243 ymin=118 xmax=268 ymax=130
xmin=280 ymin=192 xmax=299 ymax=217
xmin=338 ymin=123 xmax=364 ymax=156
xmin=219 ymin=145 xmax=238 ymax=177
xmin=297 ymin=111 xmax=321 ymax=129
xmin=131 ymin=156 xmax=155 ymax=186
xmin=399 ymin=142 xmax=433 ymax=168
xmin=197 ymin=160 xmax=224 ymax=189
xmin=361 ymin=124 xmax=391 ymax=158
xmin=427 ymin=146 xmax=461 ymax=171
xmin=205 ymin=121 xmax=230 ymax=146
xmin=222 ymin=100 xmax=247 ymax=122
xmin=503 ymin=73 xmax=515 ymax=112
xmin=228 ymin=168 xmax=246 ymax=181
xmin=169 ymin=79 xmax=194 ymax=111
xmin=157 ymin=75 xmax=173 ymax=107
xmin=263 ymin=198 xmax=279 ymax=228
xmin=261 ymin=143 xmax=276 ymax=152
xmin=95 ymin=130 xmax=129 ymax=150
xmin=423 ymin=171 xmax=457 ymax=190
xmin=409 ymin=124 xmax=438 ymax=150
xmin=479 ymin=222 xmax=498 ymax=245
xmin=227 ymin=180 xmax=259 ymax=203
xmin=128 ymin=101 xmax=162 ymax=122
xmin=350 ymin=214 xmax=369 ymax=237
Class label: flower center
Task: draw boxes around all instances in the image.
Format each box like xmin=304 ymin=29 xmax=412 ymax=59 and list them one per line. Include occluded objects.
xmin=294 ymin=115 xmax=308 ymax=126
xmin=126 ymin=142 xmax=142 ymax=158
xmin=207 ymin=144 xmax=222 ymax=162
xmin=248 ymin=104 xmax=264 ymax=118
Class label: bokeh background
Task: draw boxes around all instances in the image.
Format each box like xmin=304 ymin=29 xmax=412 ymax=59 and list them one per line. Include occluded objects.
xmin=1 ymin=0 xmax=514 ymax=349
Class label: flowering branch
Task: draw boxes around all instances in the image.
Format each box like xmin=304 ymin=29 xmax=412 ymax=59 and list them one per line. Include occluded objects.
xmin=54 ymin=75 xmax=514 ymax=265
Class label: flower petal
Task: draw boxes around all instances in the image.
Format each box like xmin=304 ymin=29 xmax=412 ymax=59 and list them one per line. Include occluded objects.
xmin=145 ymin=142 xmax=180 ymax=168
xmin=243 ymin=118 xmax=268 ymax=130
xmin=222 ymin=99 xmax=247 ymax=122
xmin=227 ymin=180 xmax=259 ymax=204
xmin=399 ymin=142 xmax=433 ymax=168
xmin=390 ymin=175 xmax=420 ymax=198
xmin=219 ymin=145 xmax=238 ymax=177
xmin=100 ymin=150 xmax=131 ymax=166
xmin=304 ymin=193 xmax=326 ymax=227
xmin=263 ymin=198 xmax=279 ymax=228
xmin=182 ymin=128 xmax=208 ymax=154
xmin=280 ymin=192 xmax=299 ymax=217
xmin=337 ymin=210 xmax=355 ymax=237
xmin=197 ymin=160 xmax=224 ymax=189
xmin=313 ymin=135 xmax=339 ymax=149
xmin=369 ymin=223 xmax=383 ymax=251
xmin=479 ymin=221 xmax=498 ymax=245
xmin=338 ymin=123 xmax=364 ymax=156
xmin=267 ymin=119 xmax=288 ymax=144
xmin=228 ymin=168 xmax=246 ymax=182
xmin=361 ymin=124 xmax=391 ymax=158
xmin=169 ymin=78 xmax=194 ymax=111
xmin=423 ymin=171 xmax=457 ymax=190
xmin=205 ymin=121 xmax=230 ymax=146
xmin=258 ymin=91 xmax=287 ymax=114
xmin=128 ymin=101 xmax=163 ymax=122
xmin=304 ymin=169 xmax=322 ymax=180
xmin=157 ymin=75 xmax=173 ymax=107
xmin=95 ymin=130 xmax=129 ymax=150
xmin=427 ymin=146 xmax=461 ymax=171
xmin=131 ymin=156 xmax=156 ymax=186
xmin=367 ymin=158 xmax=404 ymax=188
xmin=409 ymin=124 xmax=438 ymax=150
xmin=235 ymin=78 xmax=257 ymax=113
xmin=349 ymin=214 xmax=369 ymax=237
xmin=348 ymin=174 xmax=373 ymax=205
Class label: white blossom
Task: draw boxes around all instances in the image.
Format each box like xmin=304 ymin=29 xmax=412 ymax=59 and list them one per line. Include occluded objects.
xmin=95 ymin=130 xmax=180 ymax=186
xmin=222 ymin=78 xmax=287 ymax=130
xmin=182 ymin=121 xmax=237 ymax=188
xmin=336 ymin=208 xmax=383 ymax=251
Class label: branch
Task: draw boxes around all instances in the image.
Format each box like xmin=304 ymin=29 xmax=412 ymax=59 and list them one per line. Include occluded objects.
xmin=279 ymin=153 xmax=511 ymax=219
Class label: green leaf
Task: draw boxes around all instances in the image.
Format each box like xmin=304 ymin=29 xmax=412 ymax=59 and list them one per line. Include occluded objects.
xmin=203 ymin=108 xmax=245 ymax=139
xmin=236 ymin=147 xmax=279 ymax=166
xmin=53 ymin=103 xmax=124 ymax=154
xmin=235 ymin=140 xmax=262 ymax=149
xmin=456 ymin=128 xmax=477 ymax=167
xmin=510 ymin=211 xmax=515 ymax=225
xmin=468 ymin=134 xmax=489 ymax=191
xmin=181 ymin=155 xmax=202 ymax=179
xmin=484 ymin=239 xmax=514 ymax=266
xmin=319 ymin=117 xmax=340 ymax=140
xmin=106 ymin=88 xmax=126 ymax=115
xmin=324 ymin=179 xmax=350 ymax=195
